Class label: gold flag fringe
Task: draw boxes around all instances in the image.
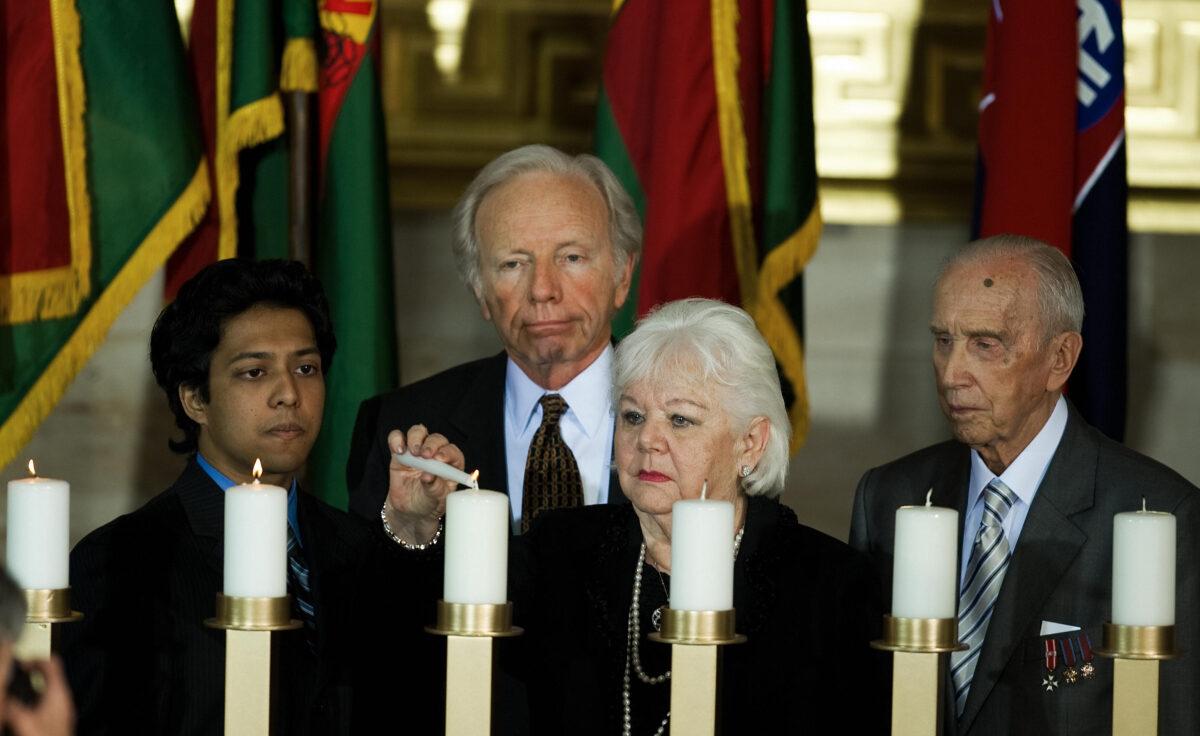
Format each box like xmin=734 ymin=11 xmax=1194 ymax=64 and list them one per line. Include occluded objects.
xmin=280 ymin=38 xmax=318 ymax=93
xmin=214 ymin=0 xmax=286 ymax=259
xmin=0 ymin=164 xmax=212 ymax=469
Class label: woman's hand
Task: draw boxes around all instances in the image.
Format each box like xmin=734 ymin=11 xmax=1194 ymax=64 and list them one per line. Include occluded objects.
xmin=384 ymin=425 xmax=464 ymax=545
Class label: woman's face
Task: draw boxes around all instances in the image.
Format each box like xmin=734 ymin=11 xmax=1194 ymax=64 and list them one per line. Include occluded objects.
xmin=615 ymin=372 xmax=761 ymax=523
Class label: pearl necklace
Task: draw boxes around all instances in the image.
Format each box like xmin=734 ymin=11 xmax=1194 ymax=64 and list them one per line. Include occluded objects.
xmin=621 ymin=527 xmax=745 ymax=736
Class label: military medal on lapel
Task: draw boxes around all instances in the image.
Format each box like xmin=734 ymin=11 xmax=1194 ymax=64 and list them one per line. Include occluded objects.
xmin=1042 ymin=639 xmax=1059 ymax=692
xmin=1059 ymin=638 xmax=1079 ymax=685
xmin=1078 ymin=632 xmax=1097 ymax=679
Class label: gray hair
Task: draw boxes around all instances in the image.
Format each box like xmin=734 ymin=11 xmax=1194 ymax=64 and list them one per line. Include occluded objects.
xmin=939 ymin=233 xmax=1085 ymax=339
xmin=451 ymin=145 xmax=643 ymax=295
xmin=612 ymin=299 xmax=790 ymax=497
xmin=0 ymin=570 xmax=26 ymax=643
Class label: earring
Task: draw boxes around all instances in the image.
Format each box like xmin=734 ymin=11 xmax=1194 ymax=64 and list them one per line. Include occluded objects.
xmin=740 ymin=465 xmax=751 ymax=478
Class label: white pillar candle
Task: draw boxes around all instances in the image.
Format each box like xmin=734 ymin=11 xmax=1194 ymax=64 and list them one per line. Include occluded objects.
xmin=6 ymin=461 xmax=70 ymax=590
xmin=223 ymin=463 xmax=287 ymax=598
xmin=892 ymin=501 xmax=959 ymax=619
xmin=1112 ymin=504 xmax=1176 ymax=626
xmin=669 ymin=498 xmax=735 ymax=611
xmin=444 ymin=489 xmax=509 ymax=605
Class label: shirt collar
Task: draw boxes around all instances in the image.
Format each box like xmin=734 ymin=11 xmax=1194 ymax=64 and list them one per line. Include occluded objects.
xmin=505 ymin=344 xmax=614 ymax=439
xmin=968 ymin=395 xmax=1069 ymax=510
xmin=196 ymin=453 xmax=298 ymax=495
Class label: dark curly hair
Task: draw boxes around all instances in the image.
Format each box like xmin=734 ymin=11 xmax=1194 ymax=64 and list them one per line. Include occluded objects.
xmin=150 ymin=259 xmax=337 ymax=454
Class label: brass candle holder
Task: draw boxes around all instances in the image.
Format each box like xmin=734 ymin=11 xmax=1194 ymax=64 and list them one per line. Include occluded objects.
xmin=426 ymin=600 xmax=523 ymax=736
xmin=871 ymin=616 xmax=966 ymax=736
xmin=15 ymin=588 xmax=83 ymax=660
xmin=647 ymin=609 xmax=745 ymax=735
xmin=1095 ymin=623 xmax=1176 ymax=736
xmin=204 ymin=594 xmax=301 ymax=736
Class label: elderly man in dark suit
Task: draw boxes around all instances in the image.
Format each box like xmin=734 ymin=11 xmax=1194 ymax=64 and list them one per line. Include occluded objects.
xmin=347 ymin=145 xmax=641 ymax=535
xmin=850 ymin=234 xmax=1198 ymax=735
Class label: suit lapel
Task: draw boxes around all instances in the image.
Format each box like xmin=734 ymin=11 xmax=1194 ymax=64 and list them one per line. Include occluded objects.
xmin=174 ymin=459 xmax=225 ymax=578
xmin=957 ymin=409 xmax=1097 ymax=732
xmin=449 ymin=352 xmax=509 ymax=495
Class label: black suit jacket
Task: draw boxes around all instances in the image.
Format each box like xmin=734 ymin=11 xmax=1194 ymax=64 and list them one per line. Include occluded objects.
xmin=63 ymin=460 xmax=396 ymax=735
xmin=849 ymin=404 xmax=1200 ymax=735
xmin=346 ymin=351 xmax=625 ymax=521
xmin=386 ymin=496 xmax=888 ymax=735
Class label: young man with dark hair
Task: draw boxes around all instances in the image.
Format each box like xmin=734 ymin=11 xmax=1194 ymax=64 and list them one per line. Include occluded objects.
xmin=62 ymin=259 xmax=458 ymax=735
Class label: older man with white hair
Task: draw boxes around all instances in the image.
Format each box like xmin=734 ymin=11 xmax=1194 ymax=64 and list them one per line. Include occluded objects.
xmin=347 ymin=145 xmax=641 ymax=533
xmin=850 ymin=234 xmax=1199 ymax=735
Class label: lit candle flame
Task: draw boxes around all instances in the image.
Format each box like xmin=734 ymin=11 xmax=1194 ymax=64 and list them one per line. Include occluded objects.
xmin=27 ymin=459 xmax=36 ymax=477
xmin=925 ymin=488 xmax=933 ymax=506
xmin=701 ymin=479 xmax=708 ymax=501
xmin=252 ymin=458 xmax=263 ymax=484
xmin=470 ymin=469 xmax=480 ymax=489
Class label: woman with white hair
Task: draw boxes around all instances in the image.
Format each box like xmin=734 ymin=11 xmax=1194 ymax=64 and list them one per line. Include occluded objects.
xmin=381 ymin=298 xmax=886 ymax=734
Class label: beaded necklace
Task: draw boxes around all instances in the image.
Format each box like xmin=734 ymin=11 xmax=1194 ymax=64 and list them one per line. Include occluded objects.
xmin=620 ymin=527 xmax=745 ymax=736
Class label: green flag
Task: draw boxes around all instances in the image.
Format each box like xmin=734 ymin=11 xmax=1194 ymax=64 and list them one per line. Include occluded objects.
xmin=0 ymin=0 xmax=209 ymax=467
xmin=305 ymin=1 xmax=397 ymax=508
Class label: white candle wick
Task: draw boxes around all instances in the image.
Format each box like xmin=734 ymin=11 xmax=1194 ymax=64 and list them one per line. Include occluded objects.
xmin=470 ymin=469 xmax=480 ymax=489
xmin=1142 ymin=496 xmax=1147 ymax=512
xmin=701 ymin=479 xmax=708 ymax=501
xmin=925 ymin=488 xmax=933 ymax=506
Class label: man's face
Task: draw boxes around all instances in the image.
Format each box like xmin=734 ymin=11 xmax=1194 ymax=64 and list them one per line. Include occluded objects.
xmin=182 ymin=305 xmax=325 ymax=486
xmin=930 ymin=257 xmax=1064 ymax=468
xmin=473 ymin=171 xmax=633 ymax=390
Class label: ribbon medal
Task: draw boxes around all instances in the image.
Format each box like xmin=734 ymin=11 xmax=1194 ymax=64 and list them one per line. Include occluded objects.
xmin=1042 ymin=638 xmax=1060 ymax=691
xmin=1079 ymin=632 xmax=1097 ymax=679
xmin=1059 ymin=638 xmax=1079 ymax=685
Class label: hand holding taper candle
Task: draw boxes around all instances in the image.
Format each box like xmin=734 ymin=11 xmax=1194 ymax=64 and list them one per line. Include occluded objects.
xmin=383 ymin=425 xmax=468 ymax=545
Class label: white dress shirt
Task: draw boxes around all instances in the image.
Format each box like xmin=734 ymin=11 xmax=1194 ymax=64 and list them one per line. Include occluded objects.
xmin=959 ymin=395 xmax=1069 ymax=586
xmin=504 ymin=345 xmax=615 ymax=530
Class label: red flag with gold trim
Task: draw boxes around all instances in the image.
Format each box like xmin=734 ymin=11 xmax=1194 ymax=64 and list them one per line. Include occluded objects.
xmin=1 ymin=0 xmax=209 ymax=467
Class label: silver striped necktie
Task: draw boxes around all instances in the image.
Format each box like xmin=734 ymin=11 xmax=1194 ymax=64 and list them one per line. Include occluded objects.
xmin=950 ymin=478 xmax=1019 ymax=716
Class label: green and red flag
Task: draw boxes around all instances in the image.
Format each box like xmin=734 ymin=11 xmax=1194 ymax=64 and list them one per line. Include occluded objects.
xmin=167 ymin=0 xmax=319 ymax=293
xmin=166 ymin=0 xmax=396 ymax=507
xmin=306 ymin=0 xmax=396 ymax=509
xmin=1 ymin=0 xmax=210 ymax=468
xmin=596 ymin=0 xmax=821 ymax=451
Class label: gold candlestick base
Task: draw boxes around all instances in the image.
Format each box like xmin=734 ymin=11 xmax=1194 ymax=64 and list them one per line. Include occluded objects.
xmin=426 ymin=601 xmax=523 ymax=736
xmin=647 ymin=609 xmax=744 ymax=736
xmin=1095 ymin=622 xmax=1176 ymax=660
xmin=424 ymin=600 xmax=523 ymax=637
xmin=1096 ymin=623 xmax=1175 ymax=736
xmin=15 ymin=588 xmax=83 ymax=661
xmin=203 ymin=593 xmax=303 ymax=631
xmin=204 ymin=594 xmax=301 ymax=736
xmin=871 ymin=616 xmax=965 ymax=736
xmin=647 ymin=608 xmax=746 ymax=646
xmin=870 ymin=614 xmax=967 ymax=653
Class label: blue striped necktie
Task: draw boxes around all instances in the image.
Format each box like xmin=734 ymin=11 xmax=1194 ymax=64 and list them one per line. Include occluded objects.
xmin=287 ymin=527 xmax=317 ymax=653
xmin=950 ymin=478 xmax=1018 ymax=716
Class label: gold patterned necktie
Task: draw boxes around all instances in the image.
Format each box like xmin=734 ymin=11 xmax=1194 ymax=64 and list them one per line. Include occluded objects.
xmin=521 ymin=394 xmax=583 ymax=533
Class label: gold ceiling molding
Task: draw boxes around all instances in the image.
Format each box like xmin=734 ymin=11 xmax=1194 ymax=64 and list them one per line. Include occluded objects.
xmin=380 ymin=0 xmax=1200 ymax=231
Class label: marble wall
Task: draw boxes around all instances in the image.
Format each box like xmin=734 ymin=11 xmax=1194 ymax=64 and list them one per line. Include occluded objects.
xmin=3 ymin=220 xmax=1197 ymax=546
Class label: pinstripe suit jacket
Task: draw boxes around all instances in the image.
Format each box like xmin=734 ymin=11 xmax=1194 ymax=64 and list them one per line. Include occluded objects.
xmin=63 ymin=459 xmax=392 ymax=735
xmin=850 ymin=404 xmax=1200 ymax=735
